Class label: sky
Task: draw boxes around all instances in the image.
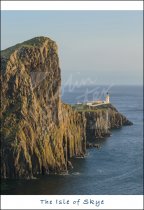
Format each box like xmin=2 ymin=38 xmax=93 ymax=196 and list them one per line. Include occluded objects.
xmin=1 ymin=11 xmax=143 ymax=85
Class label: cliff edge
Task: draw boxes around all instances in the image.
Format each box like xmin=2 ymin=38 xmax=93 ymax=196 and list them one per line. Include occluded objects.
xmin=1 ymin=37 xmax=86 ymax=178
xmin=72 ymin=103 xmax=132 ymax=144
xmin=0 ymin=37 xmax=132 ymax=179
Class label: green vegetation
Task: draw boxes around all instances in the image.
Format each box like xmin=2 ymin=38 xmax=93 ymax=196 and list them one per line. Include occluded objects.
xmin=72 ymin=103 xmax=110 ymax=112
xmin=1 ymin=36 xmax=53 ymax=58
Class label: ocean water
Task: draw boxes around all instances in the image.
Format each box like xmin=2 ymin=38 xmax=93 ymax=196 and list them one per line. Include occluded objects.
xmin=1 ymin=85 xmax=143 ymax=195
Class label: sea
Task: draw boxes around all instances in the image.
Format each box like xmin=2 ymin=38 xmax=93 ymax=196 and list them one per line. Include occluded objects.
xmin=1 ymin=85 xmax=143 ymax=195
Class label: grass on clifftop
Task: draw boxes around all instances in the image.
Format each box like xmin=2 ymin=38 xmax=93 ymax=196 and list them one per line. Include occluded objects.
xmin=72 ymin=103 xmax=111 ymax=112
xmin=1 ymin=36 xmax=53 ymax=58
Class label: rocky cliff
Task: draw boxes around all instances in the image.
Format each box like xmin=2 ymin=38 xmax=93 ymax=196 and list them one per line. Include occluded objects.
xmin=72 ymin=103 xmax=132 ymax=146
xmin=1 ymin=37 xmax=86 ymax=178
xmin=1 ymin=36 xmax=132 ymax=179
xmin=83 ymin=104 xmax=132 ymax=143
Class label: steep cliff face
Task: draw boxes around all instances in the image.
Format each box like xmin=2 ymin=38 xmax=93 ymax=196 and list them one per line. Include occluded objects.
xmin=83 ymin=104 xmax=132 ymax=142
xmin=1 ymin=36 xmax=132 ymax=179
xmin=1 ymin=37 xmax=86 ymax=178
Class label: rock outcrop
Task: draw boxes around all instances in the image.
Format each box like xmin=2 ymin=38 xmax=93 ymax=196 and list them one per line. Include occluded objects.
xmin=0 ymin=36 xmax=132 ymax=179
xmin=1 ymin=37 xmax=86 ymax=178
xmin=84 ymin=104 xmax=132 ymax=142
xmin=72 ymin=103 xmax=132 ymax=145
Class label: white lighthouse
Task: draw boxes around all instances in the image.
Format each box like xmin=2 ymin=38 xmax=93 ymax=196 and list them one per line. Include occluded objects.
xmin=105 ymin=92 xmax=110 ymax=103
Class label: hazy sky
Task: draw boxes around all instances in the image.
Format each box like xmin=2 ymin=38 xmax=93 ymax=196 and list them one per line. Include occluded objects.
xmin=1 ymin=11 xmax=143 ymax=85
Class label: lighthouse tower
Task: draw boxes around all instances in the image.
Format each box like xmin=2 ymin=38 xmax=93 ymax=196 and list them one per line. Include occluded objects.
xmin=105 ymin=92 xmax=110 ymax=103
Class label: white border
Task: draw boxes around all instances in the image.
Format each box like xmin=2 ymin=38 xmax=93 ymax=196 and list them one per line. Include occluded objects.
xmin=1 ymin=1 xmax=143 ymax=210
xmin=1 ymin=195 xmax=144 ymax=209
xmin=1 ymin=1 xmax=143 ymax=10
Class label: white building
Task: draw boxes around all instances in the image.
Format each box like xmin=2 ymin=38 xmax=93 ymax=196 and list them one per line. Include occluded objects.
xmin=85 ymin=93 xmax=110 ymax=107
